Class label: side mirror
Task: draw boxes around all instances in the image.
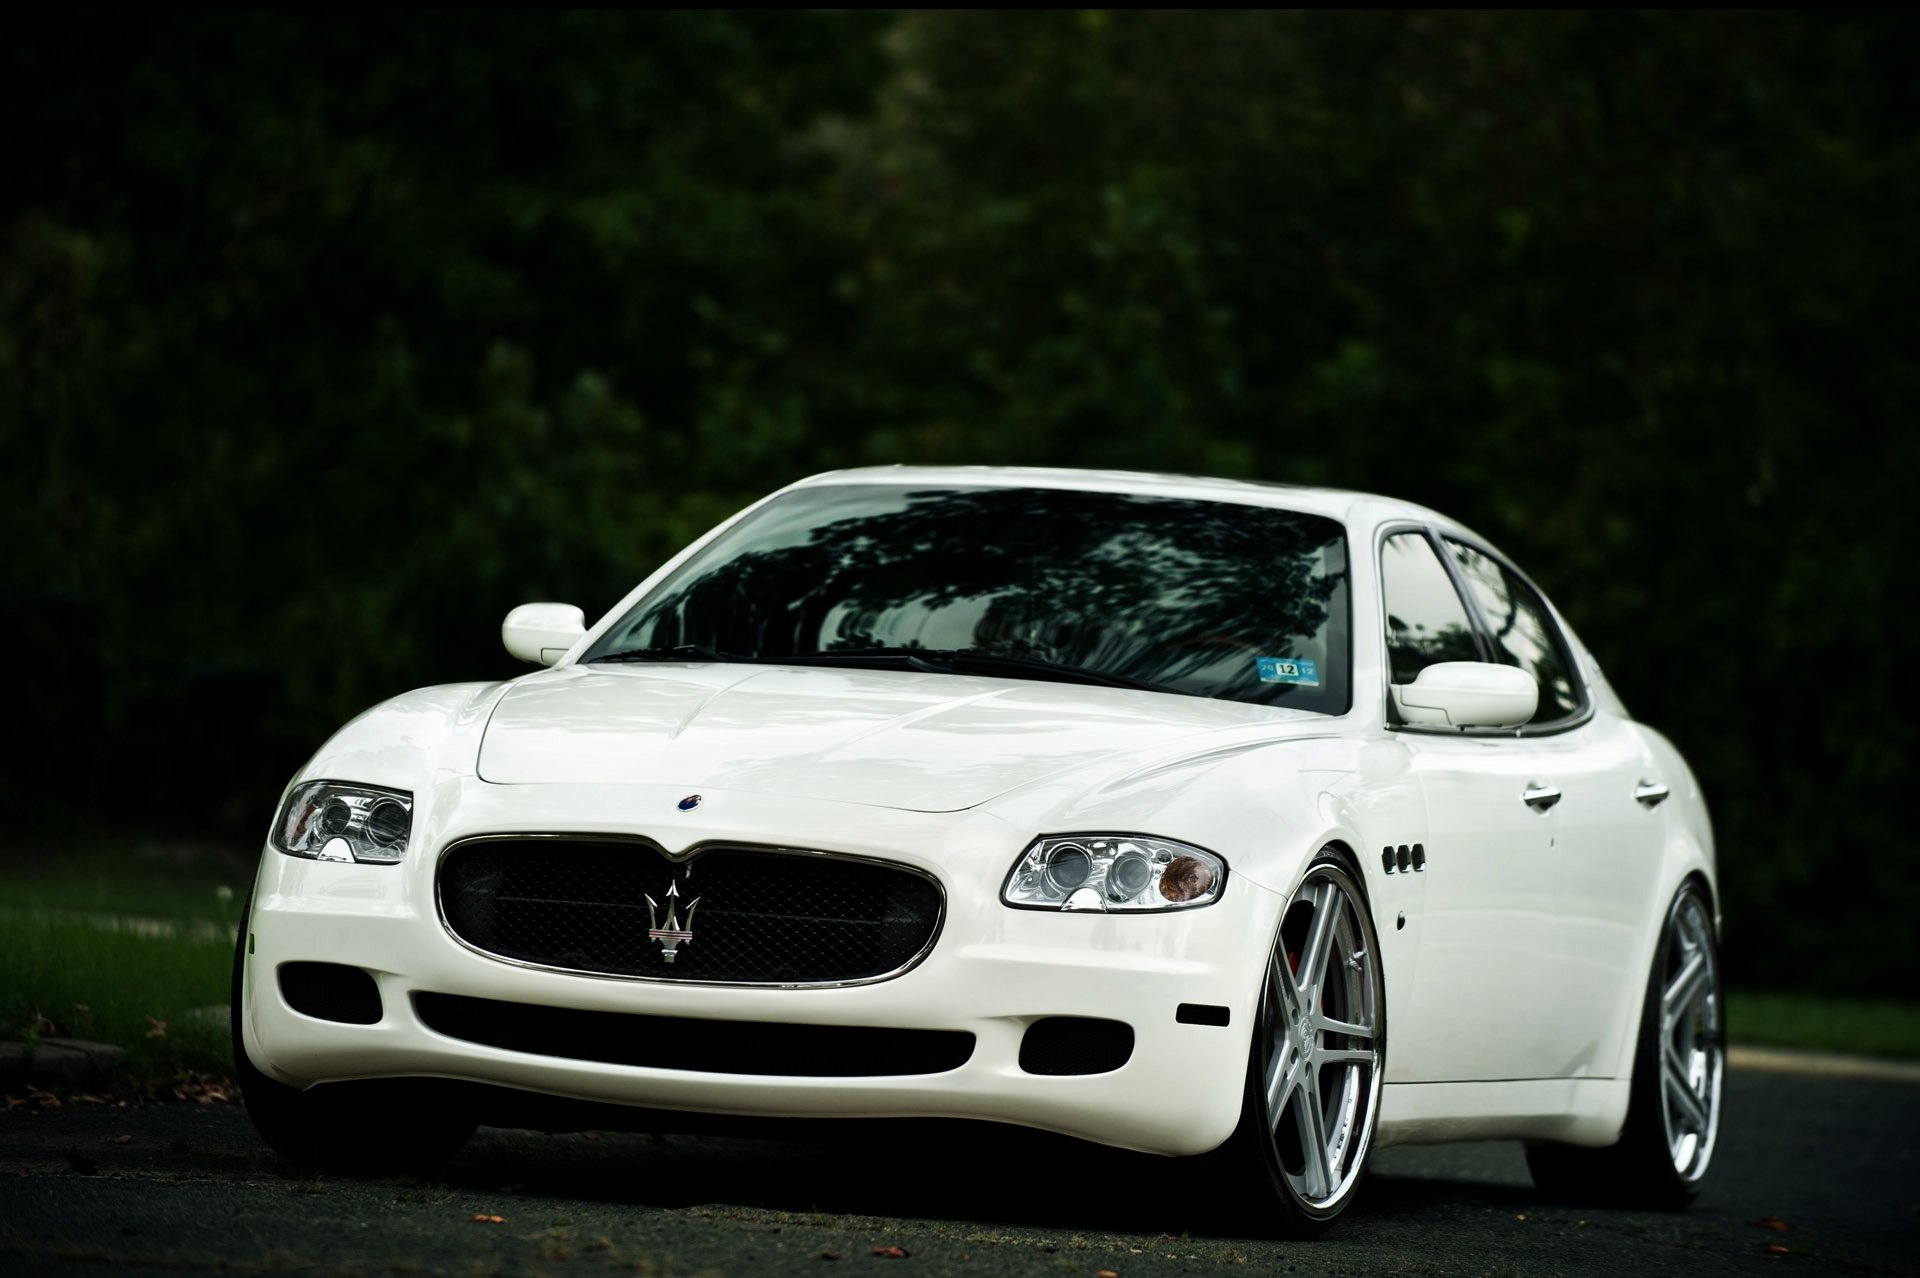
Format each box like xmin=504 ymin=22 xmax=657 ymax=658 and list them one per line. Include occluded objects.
xmin=1392 ymin=661 xmax=1538 ymax=728
xmin=502 ymin=603 xmax=586 ymax=667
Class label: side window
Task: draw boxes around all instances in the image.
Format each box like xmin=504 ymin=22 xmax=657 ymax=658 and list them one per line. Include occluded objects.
xmin=1444 ymin=540 xmax=1583 ymax=722
xmin=1380 ymin=532 xmax=1480 ymax=685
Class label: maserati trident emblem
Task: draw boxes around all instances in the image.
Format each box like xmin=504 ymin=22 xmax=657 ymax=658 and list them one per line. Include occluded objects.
xmin=645 ymin=879 xmax=700 ymax=963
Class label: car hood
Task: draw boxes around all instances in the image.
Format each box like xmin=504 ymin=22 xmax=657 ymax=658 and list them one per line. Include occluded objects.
xmin=476 ymin=663 xmax=1319 ymax=812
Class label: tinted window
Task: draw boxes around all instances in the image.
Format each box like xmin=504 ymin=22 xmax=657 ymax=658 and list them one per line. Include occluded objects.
xmin=1445 ymin=540 xmax=1583 ymax=722
xmin=1380 ymin=532 xmax=1480 ymax=685
xmin=586 ymin=485 xmax=1352 ymax=713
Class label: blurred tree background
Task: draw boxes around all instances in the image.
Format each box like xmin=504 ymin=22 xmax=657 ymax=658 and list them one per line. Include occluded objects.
xmin=4 ymin=11 xmax=1913 ymax=994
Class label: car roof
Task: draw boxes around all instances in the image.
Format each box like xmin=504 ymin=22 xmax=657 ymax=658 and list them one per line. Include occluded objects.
xmin=786 ymin=465 xmax=1479 ymax=541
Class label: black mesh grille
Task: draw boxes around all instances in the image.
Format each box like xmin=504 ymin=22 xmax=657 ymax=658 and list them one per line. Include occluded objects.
xmin=414 ymin=993 xmax=974 ymax=1077
xmin=1019 ymin=1017 xmax=1135 ymax=1075
xmin=438 ymin=839 xmax=943 ymax=984
xmin=278 ymin=962 xmax=383 ymax=1025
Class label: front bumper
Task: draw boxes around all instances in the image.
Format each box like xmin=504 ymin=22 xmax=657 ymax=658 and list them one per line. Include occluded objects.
xmin=242 ymin=779 xmax=1281 ymax=1157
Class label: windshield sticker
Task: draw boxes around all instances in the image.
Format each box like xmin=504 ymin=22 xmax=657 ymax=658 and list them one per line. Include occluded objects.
xmin=1256 ymin=656 xmax=1319 ymax=686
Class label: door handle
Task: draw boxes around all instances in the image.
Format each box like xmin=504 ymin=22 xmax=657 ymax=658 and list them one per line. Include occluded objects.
xmin=1633 ymin=780 xmax=1671 ymax=809
xmin=1521 ymin=782 xmax=1561 ymax=812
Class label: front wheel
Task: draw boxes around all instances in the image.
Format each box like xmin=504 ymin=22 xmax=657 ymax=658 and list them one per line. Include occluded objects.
xmin=1527 ymin=880 xmax=1723 ymax=1207
xmin=1218 ymin=852 xmax=1385 ymax=1238
xmin=231 ymin=891 xmax=476 ymax=1174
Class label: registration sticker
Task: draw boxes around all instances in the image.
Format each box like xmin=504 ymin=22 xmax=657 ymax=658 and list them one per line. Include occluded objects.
xmin=1256 ymin=656 xmax=1320 ymax=686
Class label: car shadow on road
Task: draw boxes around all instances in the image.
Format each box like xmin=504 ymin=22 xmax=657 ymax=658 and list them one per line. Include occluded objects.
xmin=411 ymin=1123 xmax=1547 ymax=1238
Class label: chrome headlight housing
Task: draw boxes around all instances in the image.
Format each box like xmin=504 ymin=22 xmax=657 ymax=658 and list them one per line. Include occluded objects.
xmin=273 ymin=781 xmax=413 ymax=865
xmin=1002 ymin=834 xmax=1226 ymax=912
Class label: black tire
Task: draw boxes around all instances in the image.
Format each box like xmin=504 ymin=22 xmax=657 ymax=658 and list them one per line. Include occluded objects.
xmin=1214 ymin=850 xmax=1386 ymax=1238
xmin=1526 ymin=879 xmax=1723 ymax=1208
xmin=231 ymin=890 xmax=476 ymax=1174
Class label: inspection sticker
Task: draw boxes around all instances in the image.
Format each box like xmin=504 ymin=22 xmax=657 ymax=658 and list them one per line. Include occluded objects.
xmin=1256 ymin=656 xmax=1319 ymax=686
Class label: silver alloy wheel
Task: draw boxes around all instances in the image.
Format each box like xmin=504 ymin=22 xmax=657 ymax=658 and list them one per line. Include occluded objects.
xmin=1659 ymin=892 xmax=1723 ymax=1182
xmin=1258 ymin=864 xmax=1382 ymax=1211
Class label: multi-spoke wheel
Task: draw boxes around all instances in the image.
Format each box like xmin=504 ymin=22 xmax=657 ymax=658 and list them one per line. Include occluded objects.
xmin=1226 ymin=852 xmax=1384 ymax=1237
xmin=1527 ymin=880 xmax=1723 ymax=1208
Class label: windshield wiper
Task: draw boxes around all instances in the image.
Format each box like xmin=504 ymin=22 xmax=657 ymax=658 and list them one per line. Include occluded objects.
xmin=585 ymin=644 xmax=753 ymax=664
xmin=782 ymin=647 xmax=1180 ymax=695
xmin=588 ymin=643 xmax=1182 ymax=695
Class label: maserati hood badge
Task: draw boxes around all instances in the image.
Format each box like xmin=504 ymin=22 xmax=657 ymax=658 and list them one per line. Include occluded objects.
xmin=645 ymin=879 xmax=700 ymax=963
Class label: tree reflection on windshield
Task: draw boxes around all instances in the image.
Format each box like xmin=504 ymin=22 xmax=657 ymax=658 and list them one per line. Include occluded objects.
xmin=587 ymin=485 xmax=1350 ymax=711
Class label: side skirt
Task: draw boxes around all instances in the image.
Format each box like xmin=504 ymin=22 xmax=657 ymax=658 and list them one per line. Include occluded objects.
xmin=1376 ymin=1077 xmax=1630 ymax=1148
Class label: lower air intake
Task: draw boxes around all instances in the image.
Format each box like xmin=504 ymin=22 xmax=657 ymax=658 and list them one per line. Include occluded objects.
xmin=278 ymin=962 xmax=383 ymax=1025
xmin=1018 ymin=1017 xmax=1135 ymax=1075
xmin=413 ymin=992 xmax=975 ymax=1078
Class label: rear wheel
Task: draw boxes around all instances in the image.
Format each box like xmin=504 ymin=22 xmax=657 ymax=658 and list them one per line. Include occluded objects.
xmin=1527 ymin=880 xmax=1722 ymax=1207
xmin=231 ymin=891 xmax=476 ymax=1174
xmin=1221 ymin=852 xmax=1385 ymax=1237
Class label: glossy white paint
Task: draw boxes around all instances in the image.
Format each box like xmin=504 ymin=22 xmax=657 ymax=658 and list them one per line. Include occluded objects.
xmin=501 ymin=602 xmax=586 ymax=667
xmin=1390 ymin=661 xmax=1538 ymax=728
xmin=245 ymin=466 xmax=1716 ymax=1159
xmin=478 ymin=664 xmax=1315 ymax=811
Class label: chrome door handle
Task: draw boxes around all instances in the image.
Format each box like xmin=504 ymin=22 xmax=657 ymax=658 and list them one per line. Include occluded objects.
xmin=1521 ymin=782 xmax=1562 ymax=812
xmin=1634 ymin=780 xmax=1671 ymax=808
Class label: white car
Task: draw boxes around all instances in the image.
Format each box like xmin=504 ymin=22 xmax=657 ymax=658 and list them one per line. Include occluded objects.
xmin=234 ymin=466 xmax=1721 ymax=1235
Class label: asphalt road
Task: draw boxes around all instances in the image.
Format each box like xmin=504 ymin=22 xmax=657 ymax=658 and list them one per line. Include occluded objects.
xmin=2 ymin=1067 xmax=1914 ymax=1277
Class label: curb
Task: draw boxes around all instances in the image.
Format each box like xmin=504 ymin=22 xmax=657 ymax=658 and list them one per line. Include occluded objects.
xmin=1729 ymin=1044 xmax=1920 ymax=1085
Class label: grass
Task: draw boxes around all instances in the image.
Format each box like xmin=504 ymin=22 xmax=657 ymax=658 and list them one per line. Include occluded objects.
xmin=1 ymin=837 xmax=255 ymax=922
xmin=0 ymin=910 xmax=235 ymax=1080
xmin=1725 ymin=992 xmax=1920 ymax=1061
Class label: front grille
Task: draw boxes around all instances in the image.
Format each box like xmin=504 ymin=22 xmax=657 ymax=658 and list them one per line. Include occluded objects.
xmin=438 ymin=839 xmax=943 ymax=985
xmin=279 ymin=962 xmax=383 ymax=1025
xmin=414 ymin=993 xmax=974 ymax=1077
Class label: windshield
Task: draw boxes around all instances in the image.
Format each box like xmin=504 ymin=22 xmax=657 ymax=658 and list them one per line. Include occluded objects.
xmin=584 ymin=484 xmax=1351 ymax=712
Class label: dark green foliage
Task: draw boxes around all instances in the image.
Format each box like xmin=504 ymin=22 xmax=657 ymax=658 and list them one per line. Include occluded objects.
xmin=4 ymin=11 xmax=1912 ymax=991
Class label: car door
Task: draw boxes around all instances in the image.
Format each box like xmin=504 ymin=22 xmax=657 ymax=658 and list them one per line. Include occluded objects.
xmin=1443 ymin=536 xmax=1667 ymax=1080
xmin=1379 ymin=528 xmax=1569 ymax=1083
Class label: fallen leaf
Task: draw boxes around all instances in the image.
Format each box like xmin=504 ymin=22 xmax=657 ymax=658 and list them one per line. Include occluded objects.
xmin=1514 ymin=1214 xmax=1528 ymax=1222
xmin=73 ymin=1094 xmax=109 ymax=1106
xmin=871 ymin=1246 xmax=910 ymax=1259
xmin=1096 ymin=1271 xmax=1120 ymax=1277
xmin=818 ymin=1252 xmax=842 ymax=1261
xmin=108 ymin=1135 xmax=133 ymax=1146
xmin=145 ymin=1017 xmax=168 ymax=1040
xmin=1748 ymin=1217 xmax=1792 ymax=1232
xmin=471 ymin=1214 xmax=506 ymax=1225
xmin=1763 ymin=1243 xmax=1791 ymax=1256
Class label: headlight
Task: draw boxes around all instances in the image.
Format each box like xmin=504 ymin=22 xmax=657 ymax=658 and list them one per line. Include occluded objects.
xmin=273 ymin=781 xmax=413 ymax=865
xmin=1002 ymin=835 xmax=1226 ymax=912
